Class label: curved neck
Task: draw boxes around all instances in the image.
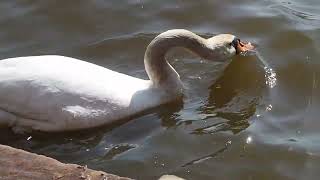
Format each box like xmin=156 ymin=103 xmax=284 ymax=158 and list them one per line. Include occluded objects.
xmin=144 ymin=29 xmax=212 ymax=89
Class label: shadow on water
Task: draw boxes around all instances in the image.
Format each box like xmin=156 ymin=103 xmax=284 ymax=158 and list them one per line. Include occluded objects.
xmin=191 ymin=54 xmax=267 ymax=135
xmin=0 ymin=98 xmax=184 ymax=162
xmin=176 ymin=52 xmax=274 ymax=168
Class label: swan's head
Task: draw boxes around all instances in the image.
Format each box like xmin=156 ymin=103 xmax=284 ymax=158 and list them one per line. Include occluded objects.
xmin=206 ymin=34 xmax=254 ymax=60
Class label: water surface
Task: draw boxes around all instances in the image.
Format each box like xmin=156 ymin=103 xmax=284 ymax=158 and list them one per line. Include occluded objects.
xmin=0 ymin=0 xmax=320 ymax=179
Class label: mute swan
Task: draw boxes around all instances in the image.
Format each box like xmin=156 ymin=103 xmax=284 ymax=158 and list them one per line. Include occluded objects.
xmin=0 ymin=29 xmax=253 ymax=132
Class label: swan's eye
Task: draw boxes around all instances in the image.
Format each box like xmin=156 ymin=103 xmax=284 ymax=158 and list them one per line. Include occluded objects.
xmin=230 ymin=38 xmax=239 ymax=49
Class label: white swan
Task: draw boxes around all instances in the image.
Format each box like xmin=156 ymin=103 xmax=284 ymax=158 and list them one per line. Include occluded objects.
xmin=0 ymin=29 xmax=253 ymax=132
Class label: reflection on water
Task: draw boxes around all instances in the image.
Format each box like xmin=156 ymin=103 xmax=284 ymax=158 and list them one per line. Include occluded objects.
xmin=196 ymin=54 xmax=265 ymax=135
xmin=0 ymin=0 xmax=320 ymax=179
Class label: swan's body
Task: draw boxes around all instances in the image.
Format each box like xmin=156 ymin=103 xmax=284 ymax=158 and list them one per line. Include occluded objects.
xmin=0 ymin=56 xmax=158 ymax=132
xmin=0 ymin=29 xmax=251 ymax=132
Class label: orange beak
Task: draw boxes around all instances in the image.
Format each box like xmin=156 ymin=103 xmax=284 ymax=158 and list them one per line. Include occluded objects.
xmin=236 ymin=40 xmax=254 ymax=54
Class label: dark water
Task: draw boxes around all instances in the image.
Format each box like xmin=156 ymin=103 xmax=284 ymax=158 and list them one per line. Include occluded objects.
xmin=0 ymin=0 xmax=320 ymax=179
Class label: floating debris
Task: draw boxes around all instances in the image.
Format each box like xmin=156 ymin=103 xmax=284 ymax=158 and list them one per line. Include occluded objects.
xmin=103 ymin=144 xmax=137 ymax=160
xmin=288 ymin=138 xmax=298 ymax=142
xmin=181 ymin=140 xmax=232 ymax=167
xmin=192 ymin=122 xmax=231 ymax=135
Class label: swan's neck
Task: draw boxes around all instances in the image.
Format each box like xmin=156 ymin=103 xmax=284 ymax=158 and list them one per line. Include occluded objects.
xmin=144 ymin=29 xmax=213 ymax=91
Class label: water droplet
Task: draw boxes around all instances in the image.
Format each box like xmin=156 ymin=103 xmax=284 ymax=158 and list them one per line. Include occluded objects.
xmin=225 ymin=140 xmax=232 ymax=147
xmin=256 ymin=114 xmax=261 ymax=117
xmin=246 ymin=136 xmax=252 ymax=144
xmin=86 ymin=149 xmax=90 ymax=152
xmin=264 ymin=67 xmax=277 ymax=88
xmin=266 ymin=104 xmax=272 ymax=111
xmin=27 ymin=136 xmax=32 ymax=141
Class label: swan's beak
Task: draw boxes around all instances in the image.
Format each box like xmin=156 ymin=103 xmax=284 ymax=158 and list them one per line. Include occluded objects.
xmin=236 ymin=40 xmax=254 ymax=54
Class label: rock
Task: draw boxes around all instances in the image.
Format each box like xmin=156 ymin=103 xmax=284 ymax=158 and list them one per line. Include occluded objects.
xmin=0 ymin=144 xmax=132 ymax=180
xmin=158 ymin=175 xmax=185 ymax=180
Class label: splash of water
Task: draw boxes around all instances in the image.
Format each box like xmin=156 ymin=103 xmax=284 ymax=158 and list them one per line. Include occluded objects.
xmin=264 ymin=67 xmax=277 ymax=88
xmin=255 ymin=51 xmax=277 ymax=88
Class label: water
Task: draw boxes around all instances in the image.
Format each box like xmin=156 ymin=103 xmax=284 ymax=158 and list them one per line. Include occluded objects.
xmin=0 ymin=0 xmax=320 ymax=179
xmin=256 ymin=51 xmax=277 ymax=88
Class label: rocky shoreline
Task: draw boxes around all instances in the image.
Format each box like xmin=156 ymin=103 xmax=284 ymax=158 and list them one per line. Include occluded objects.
xmin=0 ymin=144 xmax=132 ymax=180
